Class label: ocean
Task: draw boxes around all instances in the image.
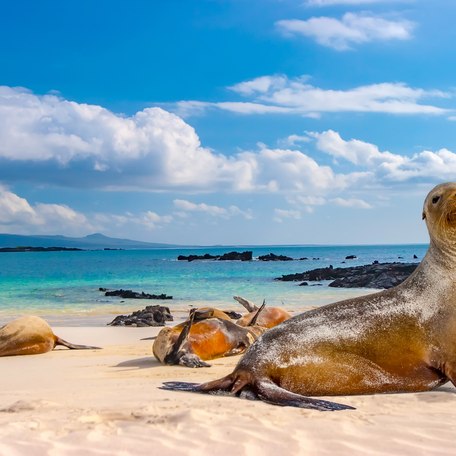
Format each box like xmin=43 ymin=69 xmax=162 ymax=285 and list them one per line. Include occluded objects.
xmin=0 ymin=244 xmax=428 ymax=326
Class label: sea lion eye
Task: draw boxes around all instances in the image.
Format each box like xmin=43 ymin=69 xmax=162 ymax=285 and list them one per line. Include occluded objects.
xmin=432 ymin=195 xmax=441 ymax=204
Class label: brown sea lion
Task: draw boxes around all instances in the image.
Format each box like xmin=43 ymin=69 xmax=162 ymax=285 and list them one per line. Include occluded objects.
xmin=153 ymin=304 xmax=268 ymax=367
xmin=0 ymin=316 xmax=101 ymax=357
xmin=162 ymin=183 xmax=456 ymax=411
xmin=233 ymin=296 xmax=291 ymax=328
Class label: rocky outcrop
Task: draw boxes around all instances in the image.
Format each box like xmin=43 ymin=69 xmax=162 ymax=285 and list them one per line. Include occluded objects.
xmin=275 ymin=262 xmax=418 ymax=289
xmin=100 ymin=288 xmax=173 ymax=300
xmin=107 ymin=305 xmax=173 ymax=326
xmin=177 ymin=251 xmax=252 ymax=261
xmin=258 ymin=253 xmax=293 ymax=261
xmin=219 ymin=251 xmax=253 ymax=261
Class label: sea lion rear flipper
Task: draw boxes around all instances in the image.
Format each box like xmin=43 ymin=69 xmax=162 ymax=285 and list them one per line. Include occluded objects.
xmin=233 ymin=296 xmax=257 ymax=312
xmin=161 ymin=381 xmax=202 ymax=391
xmin=247 ymin=300 xmax=266 ymax=326
xmin=161 ymin=375 xmax=354 ymax=411
xmin=255 ymin=380 xmax=355 ymax=412
xmin=54 ymin=337 xmax=101 ymax=350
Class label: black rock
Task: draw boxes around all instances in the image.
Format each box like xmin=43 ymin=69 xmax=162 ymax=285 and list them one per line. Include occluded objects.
xmin=177 ymin=253 xmax=218 ymax=261
xmin=413 ymin=254 xmax=418 ymax=259
xmin=107 ymin=305 xmax=174 ymax=327
xmin=258 ymin=253 xmax=293 ymax=261
xmin=299 ymin=282 xmax=309 ymax=286
xmin=219 ymin=251 xmax=252 ymax=261
xmin=177 ymin=251 xmax=252 ymax=261
xmin=275 ymin=262 xmax=419 ymax=289
xmin=345 ymin=255 xmax=357 ymax=260
xmin=103 ymin=289 xmax=173 ymax=300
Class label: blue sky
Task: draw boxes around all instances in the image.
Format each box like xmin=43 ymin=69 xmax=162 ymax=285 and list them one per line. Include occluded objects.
xmin=1 ymin=0 xmax=456 ymax=245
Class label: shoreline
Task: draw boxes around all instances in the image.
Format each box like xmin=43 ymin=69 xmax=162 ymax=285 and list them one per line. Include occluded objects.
xmin=1 ymin=325 xmax=454 ymax=455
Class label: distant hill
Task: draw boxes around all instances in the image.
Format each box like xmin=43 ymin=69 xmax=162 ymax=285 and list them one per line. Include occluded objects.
xmin=0 ymin=233 xmax=183 ymax=250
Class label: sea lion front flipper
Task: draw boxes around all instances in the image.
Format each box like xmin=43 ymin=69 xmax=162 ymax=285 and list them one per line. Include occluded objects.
xmin=164 ymin=309 xmax=196 ymax=365
xmin=255 ymin=380 xmax=355 ymax=412
xmin=178 ymin=354 xmax=211 ymax=368
xmin=54 ymin=337 xmax=101 ymax=350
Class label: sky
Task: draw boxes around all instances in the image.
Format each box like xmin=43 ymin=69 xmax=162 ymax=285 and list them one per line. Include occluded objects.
xmin=1 ymin=0 xmax=456 ymax=245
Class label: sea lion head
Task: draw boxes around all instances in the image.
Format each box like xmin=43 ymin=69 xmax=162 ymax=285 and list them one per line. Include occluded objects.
xmin=422 ymin=182 xmax=456 ymax=247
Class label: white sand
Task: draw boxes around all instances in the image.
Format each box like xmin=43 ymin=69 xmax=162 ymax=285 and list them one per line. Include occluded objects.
xmin=0 ymin=326 xmax=455 ymax=456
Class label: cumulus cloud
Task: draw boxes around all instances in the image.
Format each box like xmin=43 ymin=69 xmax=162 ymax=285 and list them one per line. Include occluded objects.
xmin=223 ymin=75 xmax=449 ymax=116
xmin=0 ymin=86 xmax=243 ymax=191
xmin=309 ymin=129 xmax=402 ymax=166
xmin=0 ymin=86 xmax=367 ymax=196
xmin=0 ymin=185 xmax=175 ymax=235
xmin=173 ymin=199 xmax=253 ymax=219
xmin=310 ymin=129 xmax=456 ymax=182
xmin=276 ymin=13 xmax=414 ymax=50
xmin=0 ymin=185 xmax=91 ymax=235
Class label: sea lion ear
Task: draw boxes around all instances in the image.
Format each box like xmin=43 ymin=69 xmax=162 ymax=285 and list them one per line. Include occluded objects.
xmin=422 ymin=211 xmax=426 ymax=220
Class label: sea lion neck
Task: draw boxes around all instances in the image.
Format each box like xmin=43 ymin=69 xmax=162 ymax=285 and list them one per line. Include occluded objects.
xmin=425 ymin=238 xmax=456 ymax=272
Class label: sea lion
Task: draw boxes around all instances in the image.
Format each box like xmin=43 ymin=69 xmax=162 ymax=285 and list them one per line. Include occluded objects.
xmin=162 ymin=183 xmax=456 ymax=411
xmin=0 ymin=316 xmax=101 ymax=357
xmin=233 ymin=296 xmax=291 ymax=328
xmin=153 ymin=304 xmax=268 ymax=367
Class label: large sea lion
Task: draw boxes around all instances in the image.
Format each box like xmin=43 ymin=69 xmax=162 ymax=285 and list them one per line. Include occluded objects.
xmin=0 ymin=316 xmax=100 ymax=357
xmin=162 ymin=183 xmax=456 ymax=411
xmin=153 ymin=304 xmax=268 ymax=368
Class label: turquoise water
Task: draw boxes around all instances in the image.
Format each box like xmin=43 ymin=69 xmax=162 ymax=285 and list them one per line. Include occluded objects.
xmin=0 ymin=244 xmax=428 ymax=325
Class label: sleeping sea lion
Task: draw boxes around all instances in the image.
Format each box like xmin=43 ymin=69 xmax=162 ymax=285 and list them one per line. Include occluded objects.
xmin=0 ymin=316 xmax=101 ymax=357
xmin=233 ymin=296 xmax=291 ymax=328
xmin=153 ymin=304 xmax=268 ymax=367
xmin=162 ymin=183 xmax=456 ymax=411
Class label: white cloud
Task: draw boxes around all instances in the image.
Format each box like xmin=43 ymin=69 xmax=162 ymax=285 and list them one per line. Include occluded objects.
xmin=310 ymin=129 xmax=456 ymax=182
xmin=0 ymin=86 xmax=367 ymax=196
xmin=331 ymin=197 xmax=372 ymax=208
xmin=173 ymin=199 xmax=253 ymax=219
xmin=220 ymin=76 xmax=449 ymax=116
xmin=276 ymin=13 xmax=414 ymax=50
xmin=0 ymin=86 xmax=243 ymax=191
xmin=278 ymin=133 xmax=312 ymax=147
xmin=309 ymin=129 xmax=402 ymax=166
xmin=0 ymin=185 xmax=91 ymax=235
xmin=273 ymin=208 xmax=302 ymax=223
xmin=0 ymin=185 xmax=175 ymax=236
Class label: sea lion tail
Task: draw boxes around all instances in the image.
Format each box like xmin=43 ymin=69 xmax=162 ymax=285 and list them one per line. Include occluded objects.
xmin=54 ymin=337 xmax=101 ymax=350
xmin=161 ymin=370 xmax=355 ymax=412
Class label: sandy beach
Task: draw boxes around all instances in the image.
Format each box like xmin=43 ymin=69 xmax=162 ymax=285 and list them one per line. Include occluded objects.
xmin=1 ymin=325 xmax=455 ymax=456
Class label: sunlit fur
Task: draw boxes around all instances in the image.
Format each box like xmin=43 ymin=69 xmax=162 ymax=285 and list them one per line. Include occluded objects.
xmin=163 ymin=182 xmax=456 ymax=410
